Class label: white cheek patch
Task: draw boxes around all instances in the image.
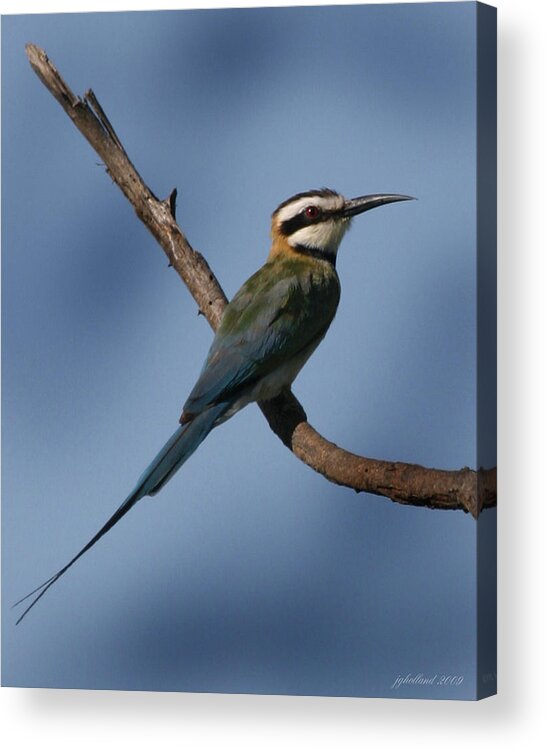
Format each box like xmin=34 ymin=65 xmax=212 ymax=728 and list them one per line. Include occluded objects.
xmin=288 ymin=219 xmax=350 ymax=253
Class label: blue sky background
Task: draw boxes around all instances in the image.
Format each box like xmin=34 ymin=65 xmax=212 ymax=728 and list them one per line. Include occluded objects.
xmin=2 ymin=3 xmax=490 ymax=698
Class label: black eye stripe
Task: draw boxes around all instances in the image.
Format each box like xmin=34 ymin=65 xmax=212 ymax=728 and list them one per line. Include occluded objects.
xmin=280 ymin=213 xmax=306 ymax=237
xmin=280 ymin=207 xmax=333 ymax=237
xmin=273 ymin=188 xmax=340 ymax=216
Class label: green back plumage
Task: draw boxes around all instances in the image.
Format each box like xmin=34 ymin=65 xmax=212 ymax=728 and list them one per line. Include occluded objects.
xmin=182 ymin=255 xmax=340 ymax=420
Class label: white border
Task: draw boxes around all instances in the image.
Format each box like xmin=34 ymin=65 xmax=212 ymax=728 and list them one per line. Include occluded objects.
xmin=2 ymin=0 xmax=545 ymax=748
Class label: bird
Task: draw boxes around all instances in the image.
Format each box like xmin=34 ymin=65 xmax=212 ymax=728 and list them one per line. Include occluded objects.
xmin=14 ymin=187 xmax=413 ymax=624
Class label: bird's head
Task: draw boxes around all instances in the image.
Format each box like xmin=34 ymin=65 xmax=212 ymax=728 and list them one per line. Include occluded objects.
xmin=270 ymin=188 xmax=413 ymax=264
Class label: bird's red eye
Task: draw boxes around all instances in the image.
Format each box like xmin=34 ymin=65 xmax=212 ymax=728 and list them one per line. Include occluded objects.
xmin=305 ymin=205 xmax=319 ymax=219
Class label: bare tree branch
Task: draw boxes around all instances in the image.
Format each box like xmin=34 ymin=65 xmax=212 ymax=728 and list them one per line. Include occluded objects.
xmin=25 ymin=43 xmax=496 ymax=518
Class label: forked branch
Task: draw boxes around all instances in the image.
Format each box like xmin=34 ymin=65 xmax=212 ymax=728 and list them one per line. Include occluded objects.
xmin=25 ymin=43 xmax=496 ymax=518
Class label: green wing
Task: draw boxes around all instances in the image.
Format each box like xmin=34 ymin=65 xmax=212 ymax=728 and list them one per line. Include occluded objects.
xmin=182 ymin=256 xmax=340 ymax=420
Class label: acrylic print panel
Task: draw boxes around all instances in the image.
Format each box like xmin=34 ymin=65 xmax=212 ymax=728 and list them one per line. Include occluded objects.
xmin=1 ymin=2 xmax=497 ymax=699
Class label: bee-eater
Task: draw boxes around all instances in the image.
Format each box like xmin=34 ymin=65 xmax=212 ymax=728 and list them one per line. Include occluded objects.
xmin=15 ymin=188 xmax=412 ymax=623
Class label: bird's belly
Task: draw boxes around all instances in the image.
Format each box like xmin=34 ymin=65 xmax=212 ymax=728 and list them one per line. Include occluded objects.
xmin=222 ymin=340 xmax=321 ymax=421
xmin=250 ymin=354 xmax=309 ymax=401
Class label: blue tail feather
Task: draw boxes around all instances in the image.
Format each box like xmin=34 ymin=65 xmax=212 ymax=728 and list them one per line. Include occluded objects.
xmin=13 ymin=402 xmax=230 ymax=624
xmin=140 ymin=401 xmax=229 ymax=495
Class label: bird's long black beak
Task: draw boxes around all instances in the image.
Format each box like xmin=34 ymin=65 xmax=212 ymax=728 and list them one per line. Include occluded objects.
xmin=342 ymin=194 xmax=415 ymax=218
